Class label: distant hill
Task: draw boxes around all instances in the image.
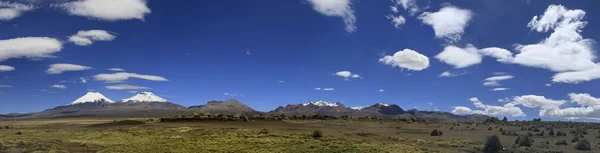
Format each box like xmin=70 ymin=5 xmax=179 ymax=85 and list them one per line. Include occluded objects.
xmin=188 ymin=99 xmax=257 ymax=115
xmin=270 ymin=101 xmax=355 ymax=116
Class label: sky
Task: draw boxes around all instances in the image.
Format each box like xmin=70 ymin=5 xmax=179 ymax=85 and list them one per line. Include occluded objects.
xmin=1 ymin=0 xmax=600 ymax=121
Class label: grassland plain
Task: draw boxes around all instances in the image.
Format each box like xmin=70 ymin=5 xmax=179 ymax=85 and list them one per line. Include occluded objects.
xmin=6 ymin=118 xmax=598 ymax=153
xmin=0 ymin=118 xmax=486 ymax=153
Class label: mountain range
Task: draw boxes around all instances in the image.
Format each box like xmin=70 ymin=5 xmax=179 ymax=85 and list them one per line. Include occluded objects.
xmin=0 ymin=92 xmax=490 ymax=122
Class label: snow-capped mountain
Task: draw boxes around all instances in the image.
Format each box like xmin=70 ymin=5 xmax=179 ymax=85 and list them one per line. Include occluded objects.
xmin=362 ymin=103 xmax=404 ymax=115
xmin=302 ymin=100 xmax=340 ymax=107
xmin=120 ymin=92 xmax=168 ymax=103
xmin=350 ymin=106 xmax=366 ymax=110
xmin=71 ymin=92 xmax=114 ymax=105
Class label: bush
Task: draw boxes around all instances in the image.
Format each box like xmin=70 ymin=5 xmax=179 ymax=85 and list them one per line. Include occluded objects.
xmin=483 ymin=135 xmax=503 ymax=153
xmin=517 ymin=135 xmax=533 ymax=147
xmin=527 ymin=133 xmax=533 ymax=137
xmin=539 ymin=131 xmax=545 ymax=136
xmin=555 ymin=140 xmax=567 ymax=145
xmin=16 ymin=131 xmax=22 ymax=135
xmin=571 ymin=136 xmax=580 ymax=142
xmin=259 ymin=129 xmax=269 ymax=134
xmin=533 ymin=128 xmax=540 ymax=132
xmin=574 ymin=139 xmax=591 ymax=151
xmin=488 ymin=127 xmax=493 ymax=130
xmin=549 ymin=129 xmax=554 ymax=135
xmin=557 ymin=131 xmax=566 ymax=136
xmin=582 ymin=130 xmax=588 ymax=135
xmin=430 ymin=129 xmax=442 ymax=136
xmin=312 ymin=129 xmax=323 ymax=139
xmin=498 ymin=128 xmax=503 ymax=132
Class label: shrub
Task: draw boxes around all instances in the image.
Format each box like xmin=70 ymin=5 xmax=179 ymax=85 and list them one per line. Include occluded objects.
xmin=430 ymin=129 xmax=442 ymax=136
xmin=555 ymin=140 xmax=567 ymax=145
xmin=527 ymin=133 xmax=533 ymax=137
xmin=533 ymin=128 xmax=540 ymax=132
xmin=514 ymin=136 xmax=520 ymax=144
xmin=259 ymin=129 xmax=269 ymax=134
xmin=483 ymin=135 xmax=503 ymax=153
xmin=574 ymin=139 xmax=591 ymax=151
xmin=539 ymin=131 xmax=545 ymax=136
xmin=312 ymin=129 xmax=323 ymax=139
xmin=549 ymin=129 xmax=554 ymax=136
xmin=488 ymin=127 xmax=493 ymax=130
xmin=16 ymin=131 xmax=22 ymax=135
xmin=498 ymin=128 xmax=503 ymax=132
xmin=582 ymin=130 xmax=588 ymax=135
xmin=517 ymin=135 xmax=533 ymax=147
xmin=571 ymin=136 xmax=580 ymax=142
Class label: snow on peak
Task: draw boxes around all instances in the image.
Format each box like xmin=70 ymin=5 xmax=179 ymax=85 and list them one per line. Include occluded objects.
xmin=378 ymin=103 xmax=391 ymax=107
xmin=303 ymin=100 xmax=339 ymax=107
xmin=350 ymin=106 xmax=366 ymax=110
xmin=71 ymin=92 xmax=114 ymax=105
xmin=121 ymin=92 xmax=168 ymax=102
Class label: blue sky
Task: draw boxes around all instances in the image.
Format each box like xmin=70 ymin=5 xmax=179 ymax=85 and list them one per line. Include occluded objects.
xmin=1 ymin=0 xmax=600 ymax=121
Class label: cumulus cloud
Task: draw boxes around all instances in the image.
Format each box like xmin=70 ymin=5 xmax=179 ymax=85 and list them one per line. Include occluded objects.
xmin=491 ymin=88 xmax=509 ymax=91
xmin=506 ymin=93 xmax=600 ymax=119
xmin=479 ymin=47 xmax=514 ymax=63
xmin=51 ymin=84 xmax=66 ymax=89
xmin=94 ymin=72 xmax=168 ymax=83
xmin=435 ymin=44 xmax=481 ymax=68
xmin=0 ymin=37 xmax=63 ymax=62
xmin=79 ymin=77 xmax=87 ymax=83
xmin=108 ymin=68 xmax=125 ymax=71
xmin=453 ymin=97 xmax=525 ymax=117
xmin=334 ymin=71 xmax=361 ymax=80
xmin=106 ymin=84 xmax=150 ymax=90
xmin=482 ymin=75 xmax=514 ymax=87
xmin=419 ymin=5 xmax=472 ymax=42
xmin=307 ymin=0 xmax=356 ymax=33
xmin=0 ymin=65 xmax=15 ymax=72
xmin=46 ymin=63 xmax=92 ymax=74
xmin=68 ymin=30 xmax=116 ymax=46
xmin=510 ymin=5 xmax=599 ymax=83
xmin=0 ymin=2 xmax=34 ymax=21
xmin=379 ymin=49 xmax=430 ymax=71
xmin=57 ymin=0 xmax=151 ymax=21
xmin=545 ymin=83 xmax=552 ymax=87
xmin=379 ymin=89 xmax=384 ymax=92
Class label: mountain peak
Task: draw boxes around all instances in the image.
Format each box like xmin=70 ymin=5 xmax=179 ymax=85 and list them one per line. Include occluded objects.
xmin=121 ymin=92 xmax=168 ymax=103
xmin=71 ymin=92 xmax=114 ymax=105
xmin=303 ymin=100 xmax=340 ymax=107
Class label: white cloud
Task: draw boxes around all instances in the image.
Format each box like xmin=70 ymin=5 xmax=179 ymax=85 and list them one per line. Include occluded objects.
xmin=379 ymin=49 xmax=430 ymax=71
xmin=46 ymin=63 xmax=92 ymax=74
xmin=479 ymin=47 xmax=514 ymax=63
xmin=106 ymin=84 xmax=150 ymax=90
xmin=569 ymin=93 xmax=600 ymax=107
xmin=0 ymin=85 xmax=12 ymax=88
xmin=94 ymin=72 xmax=168 ymax=83
xmin=393 ymin=0 xmax=420 ymax=16
xmin=108 ymin=68 xmax=125 ymax=71
xmin=390 ymin=6 xmax=398 ymax=13
xmin=552 ymin=65 xmax=600 ymax=84
xmin=79 ymin=77 xmax=87 ymax=83
xmin=419 ymin=5 xmax=472 ymax=42
xmin=514 ymin=93 xmax=600 ymax=119
xmin=484 ymin=75 xmax=514 ymax=82
xmin=277 ymin=80 xmax=286 ymax=83
xmin=0 ymin=65 xmax=15 ymax=71
xmin=482 ymin=75 xmax=514 ymax=87
xmin=545 ymin=83 xmax=552 ymax=87
xmin=0 ymin=37 xmax=63 ymax=62
xmin=334 ymin=71 xmax=361 ymax=80
xmin=379 ymin=89 xmax=384 ymax=92
xmin=307 ymin=0 xmax=356 ymax=33
xmin=128 ymin=90 xmax=138 ymax=94
xmin=513 ymin=5 xmax=595 ymax=73
xmin=224 ymin=93 xmax=238 ymax=97
xmin=435 ymin=44 xmax=481 ymax=68
xmin=511 ymin=95 xmax=565 ymax=109
xmin=483 ymin=81 xmax=501 ymax=87
xmin=491 ymin=88 xmax=509 ymax=91
xmin=453 ymin=97 xmax=526 ymax=117
xmin=0 ymin=2 xmax=34 ymax=21
xmin=492 ymin=72 xmax=506 ymax=75
xmin=387 ymin=15 xmax=406 ymax=29
xmin=438 ymin=71 xmax=468 ymax=77
xmin=57 ymin=0 xmax=151 ymax=21
xmin=68 ymin=30 xmax=116 ymax=46
xmin=51 ymin=84 xmax=66 ymax=89
xmin=314 ymin=88 xmax=322 ymax=90
xmin=323 ymin=88 xmax=335 ymax=91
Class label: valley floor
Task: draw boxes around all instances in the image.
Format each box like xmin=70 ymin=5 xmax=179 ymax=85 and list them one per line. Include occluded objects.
xmin=0 ymin=119 xmax=596 ymax=153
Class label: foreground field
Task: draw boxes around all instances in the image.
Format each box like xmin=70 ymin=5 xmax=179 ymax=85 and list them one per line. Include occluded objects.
xmin=0 ymin=119 xmax=597 ymax=153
